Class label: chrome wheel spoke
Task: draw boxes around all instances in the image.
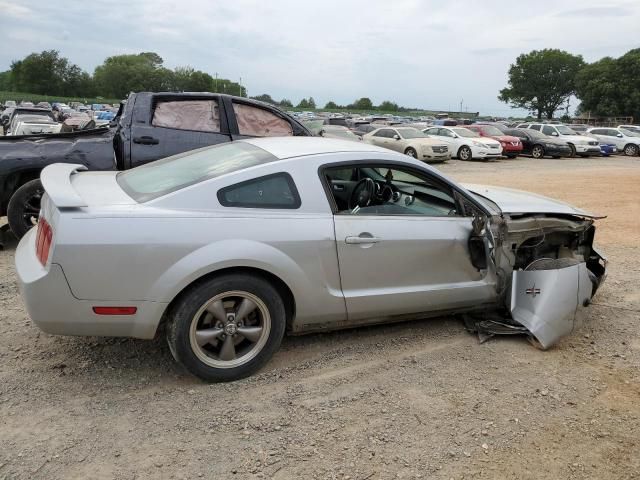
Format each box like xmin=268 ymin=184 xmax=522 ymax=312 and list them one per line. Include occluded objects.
xmin=206 ymin=300 xmax=227 ymax=323
xmin=235 ymin=298 xmax=257 ymax=321
xmin=219 ymin=335 xmax=236 ymax=361
xmin=237 ymin=326 xmax=263 ymax=342
xmin=195 ymin=327 xmax=224 ymax=347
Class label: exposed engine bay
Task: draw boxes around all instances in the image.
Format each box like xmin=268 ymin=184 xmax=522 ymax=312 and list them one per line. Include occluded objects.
xmin=469 ymin=212 xmax=607 ymax=348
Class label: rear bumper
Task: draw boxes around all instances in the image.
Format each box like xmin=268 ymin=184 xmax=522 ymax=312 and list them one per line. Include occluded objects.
xmin=15 ymin=228 xmax=167 ymax=339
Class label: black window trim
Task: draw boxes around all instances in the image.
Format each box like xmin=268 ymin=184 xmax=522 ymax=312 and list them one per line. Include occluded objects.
xmin=217 ymin=172 xmax=302 ymax=209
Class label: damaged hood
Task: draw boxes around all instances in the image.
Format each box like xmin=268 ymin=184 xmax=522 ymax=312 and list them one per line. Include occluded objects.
xmin=462 ymin=183 xmax=599 ymax=218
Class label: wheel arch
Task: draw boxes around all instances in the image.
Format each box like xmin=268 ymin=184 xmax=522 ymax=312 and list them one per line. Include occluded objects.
xmin=158 ymin=266 xmax=296 ymax=335
xmin=1 ymin=168 xmax=42 ymax=215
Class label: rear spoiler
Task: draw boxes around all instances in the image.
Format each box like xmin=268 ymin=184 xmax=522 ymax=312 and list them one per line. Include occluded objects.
xmin=40 ymin=163 xmax=88 ymax=207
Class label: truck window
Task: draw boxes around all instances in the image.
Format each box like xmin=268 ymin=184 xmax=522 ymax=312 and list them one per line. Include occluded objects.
xmin=232 ymin=102 xmax=293 ymax=137
xmin=152 ymin=100 xmax=220 ymax=133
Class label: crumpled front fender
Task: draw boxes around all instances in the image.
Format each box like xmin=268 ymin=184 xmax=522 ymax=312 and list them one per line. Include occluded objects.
xmin=509 ymin=262 xmax=593 ymax=349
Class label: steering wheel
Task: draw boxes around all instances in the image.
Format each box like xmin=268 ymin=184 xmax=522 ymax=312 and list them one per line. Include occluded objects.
xmin=349 ymin=178 xmax=376 ymax=210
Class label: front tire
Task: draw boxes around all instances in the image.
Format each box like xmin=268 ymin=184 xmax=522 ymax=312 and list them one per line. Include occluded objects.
xmin=458 ymin=145 xmax=472 ymax=161
xmin=7 ymin=179 xmax=44 ymax=239
xmin=568 ymin=144 xmax=576 ymax=158
xmin=531 ymin=145 xmax=545 ymax=159
xmin=167 ymin=274 xmax=286 ymax=382
xmin=404 ymin=147 xmax=417 ymax=158
xmin=623 ymin=144 xmax=639 ymax=156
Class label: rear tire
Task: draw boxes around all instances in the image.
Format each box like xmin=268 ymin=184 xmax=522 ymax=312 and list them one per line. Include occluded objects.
xmin=166 ymin=273 xmax=286 ymax=382
xmin=458 ymin=145 xmax=472 ymax=161
xmin=7 ymin=179 xmax=44 ymax=239
xmin=568 ymin=144 xmax=576 ymax=158
xmin=404 ymin=147 xmax=417 ymax=158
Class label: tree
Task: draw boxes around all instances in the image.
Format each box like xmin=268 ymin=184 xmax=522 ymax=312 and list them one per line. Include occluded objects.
xmin=575 ymin=49 xmax=640 ymax=121
xmin=279 ymin=98 xmax=293 ymax=108
xmin=296 ymin=98 xmax=310 ymax=108
xmin=9 ymin=50 xmax=93 ymax=96
xmin=324 ymin=101 xmax=338 ymax=109
xmin=349 ymin=97 xmax=373 ymax=110
xmin=307 ymin=97 xmax=316 ymax=109
xmin=93 ymin=52 xmax=173 ymax=98
xmin=499 ymin=49 xmax=584 ymax=119
xmin=250 ymin=93 xmax=277 ymax=104
xmin=378 ymin=100 xmax=399 ymax=111
xmin=0 ymin=71 xmax=12 ymax=91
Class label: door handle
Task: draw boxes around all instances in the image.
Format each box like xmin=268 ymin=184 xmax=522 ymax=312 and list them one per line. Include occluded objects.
xmin=133 ymin=136 xmax=160 ymax=145
xmin=345 ymin=234 xmax=382 ymax=244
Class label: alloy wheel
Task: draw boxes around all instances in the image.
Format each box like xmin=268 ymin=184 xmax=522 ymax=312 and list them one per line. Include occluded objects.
xmin=189 ymin=291 xmax=271 ymax=369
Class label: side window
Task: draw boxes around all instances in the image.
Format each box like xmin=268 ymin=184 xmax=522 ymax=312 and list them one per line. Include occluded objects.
xmin=152 ymin=100 xmax=220 ymax=132
xmin=323 ymin=165 xmax=458 ymax=217
xmin=542 ymin=125 xmax=556 ymax=135
xmin=217 ymin=173 xmax=300 ymax=209
xmin=373 ymin=129 xmax=387 ymax=137
xmin=425 ymin=128 xmax=440 ymax=136
xmin=440 ymin=129 xmax=455 ymax=138
xmin=530 ymin=124 xmax=542 ymax=131
xmin=232 ymin=103 xmax=293 ymax=137
xmin=607 ymin=129 xmax=620 ymax=136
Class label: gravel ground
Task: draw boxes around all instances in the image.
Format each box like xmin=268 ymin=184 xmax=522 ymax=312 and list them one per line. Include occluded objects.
xmin=1 ymin=155 xmax=639 ymax=480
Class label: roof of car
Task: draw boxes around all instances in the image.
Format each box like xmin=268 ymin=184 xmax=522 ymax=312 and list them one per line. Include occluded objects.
xmin=242 ymin=136 xmax=391 ymax=159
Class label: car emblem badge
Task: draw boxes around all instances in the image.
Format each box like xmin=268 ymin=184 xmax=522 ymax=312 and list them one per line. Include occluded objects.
xmin=525 ymin=283 xmax=541 ymax=298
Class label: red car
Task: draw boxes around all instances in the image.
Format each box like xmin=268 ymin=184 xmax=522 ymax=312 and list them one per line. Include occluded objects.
xmin=466 ymin=124 xmax=523 ymax=158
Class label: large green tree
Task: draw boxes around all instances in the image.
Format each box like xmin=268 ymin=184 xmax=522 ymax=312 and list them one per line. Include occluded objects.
xmin=93 ymin=52 xmax=174 ymax=98
xmin=9 ymin=50 xmax=93 ymax=96
xmin=499 ymin=49 xmax=584 ymax=119
xmin=378 ymin=100 xmax=399 ymax=111
xmin=349 ymin=97 xmax=373 ymax=110
xmin=575 ymin=49 xmax=640 ymax=121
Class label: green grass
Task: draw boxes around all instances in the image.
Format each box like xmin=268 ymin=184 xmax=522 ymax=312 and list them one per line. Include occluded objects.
xmin=0 ymin=91 xmax=121 ymax=105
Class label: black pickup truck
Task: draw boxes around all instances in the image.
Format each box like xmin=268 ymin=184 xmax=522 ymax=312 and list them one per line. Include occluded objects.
xmin=0 ymin=92 xmax=310 ymax=237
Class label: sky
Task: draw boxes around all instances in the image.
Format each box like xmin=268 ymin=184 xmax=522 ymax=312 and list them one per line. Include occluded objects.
xmin=1 ymin=0 xmax=639 ymax=117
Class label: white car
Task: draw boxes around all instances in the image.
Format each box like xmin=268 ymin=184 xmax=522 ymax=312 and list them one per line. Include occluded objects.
xmin=363 ymin=127 xmax=451 ymax=163
xmin=586 ymin=127 xmax=640 ymax=156
xmin=516 ymin=123 xmax=600 ymax=157
xmin=618 ymin=125 xmax=640 ymax=135
xmin=422 ymin=126 xmax=502 ymax=160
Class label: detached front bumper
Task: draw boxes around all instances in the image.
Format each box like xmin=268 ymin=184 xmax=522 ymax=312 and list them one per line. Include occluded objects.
xmin=509 ymin=257 xmax=606 ymax=349
xmin=15 ymin=228 xmax=167 ymax=339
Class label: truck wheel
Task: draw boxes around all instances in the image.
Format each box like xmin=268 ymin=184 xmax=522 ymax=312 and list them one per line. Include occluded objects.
xmin=7 ymin=179 xmax=44 ymax=239
xmin=166 ymin=273 xmax=286 ymax=382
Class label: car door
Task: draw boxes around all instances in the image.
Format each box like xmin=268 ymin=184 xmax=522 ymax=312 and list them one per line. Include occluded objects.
xmin=607 ymin=129 xmax=626 ymax=149
xmin=385 ymin=129 xmax=406 ymax=153
xmin=371 ymin=129 xmax=395 ymax=149
xmin=426 ymin=128 xmax=457 ymax=150
xmin=129 ymin=95 xmax=232 ymax=167
xmin=325 ymin=163 xmax=495 ymax=321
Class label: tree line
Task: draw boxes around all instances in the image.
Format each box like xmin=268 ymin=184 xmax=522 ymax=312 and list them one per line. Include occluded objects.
xmin=0 ymin=50 xmax=246 ymax=100
xmin=499 ymin=48 xmax=640 ymax=121
xmin=249 ymin=94 xmax=404 ymax=112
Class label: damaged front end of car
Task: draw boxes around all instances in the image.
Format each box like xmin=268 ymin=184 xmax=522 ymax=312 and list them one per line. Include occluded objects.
xmin=463 ymin=185 xmax=607 ymax=348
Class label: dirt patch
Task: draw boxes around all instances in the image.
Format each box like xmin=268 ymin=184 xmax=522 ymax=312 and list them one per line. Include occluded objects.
xmin=1 ymin=156 xmax=639 ymax=479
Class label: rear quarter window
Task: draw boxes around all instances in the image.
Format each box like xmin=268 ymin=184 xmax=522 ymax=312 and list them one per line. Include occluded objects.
xmin=217 ymin=173 xmax=300 ymax=209
xmin=233 ymin=103 xmax=293 ymax=137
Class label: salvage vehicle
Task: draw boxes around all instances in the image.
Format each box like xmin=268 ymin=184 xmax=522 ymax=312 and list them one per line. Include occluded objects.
xmin=15 ymin=137 xmax=607 ymax=382
xmin=423 ymin=126 xmax=502 ymax=160
xmin=586 ymin=127 xmax=640 ymax=156
xmin=319 ymin=125 xmax=361 ymax=142
xmin=363 ymin=127 xmax=450 ymax=162
xmin=0 ymin=92 xmax=310 ymax=238
xmin=516 ymin=123 xmax=600 ymax=157
xmin=504 ymin=128 xmax=573 ymax=159
xmin=464 ymin=124 xmax=523 ymax=158
xmin=7 ymin=115 xmax=62 ymax=136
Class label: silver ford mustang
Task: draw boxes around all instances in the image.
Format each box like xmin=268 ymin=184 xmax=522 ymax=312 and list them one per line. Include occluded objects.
xmin=15 ymin=137 xmax=607 ymax=381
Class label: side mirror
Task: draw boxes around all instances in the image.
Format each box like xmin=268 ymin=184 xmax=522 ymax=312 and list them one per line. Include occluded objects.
xmin=617 ymin=133 xmax=623 ymax=138
xmin=550 ymin=131 xmax=559 ymax=136
xmin=393 ymin=134 xmax=400 ymax=140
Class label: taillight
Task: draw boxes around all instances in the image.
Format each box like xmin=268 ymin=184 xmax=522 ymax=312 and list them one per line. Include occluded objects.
xmin=35 ymin=218 xmax=53 ymax=266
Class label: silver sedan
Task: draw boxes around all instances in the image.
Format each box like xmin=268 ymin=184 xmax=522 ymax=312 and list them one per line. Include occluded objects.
xmin=15 ymin=137 xmax=607 ymax=381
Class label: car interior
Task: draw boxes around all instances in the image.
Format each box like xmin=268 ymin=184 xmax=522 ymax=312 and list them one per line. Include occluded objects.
xmin=323 ymin=165 xmax=459 ymax=216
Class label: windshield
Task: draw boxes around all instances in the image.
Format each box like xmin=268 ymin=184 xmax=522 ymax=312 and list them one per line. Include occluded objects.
xmin=557 ymin=125 xmax=577 ymax=135
xmin=117 ymin=142 xmax=277 ymax=202
xmin=397 ymin=128 xmax=426 ymax=139
xmin=620 ymin=128 xmax=640 ymax=137
xmin=452 ymin=128 xmax=479 ymax=138
xmin=480 ymin=126 xmax=503 ymax=136
xmin=526 ymin=129 xmax=547 ymax=139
